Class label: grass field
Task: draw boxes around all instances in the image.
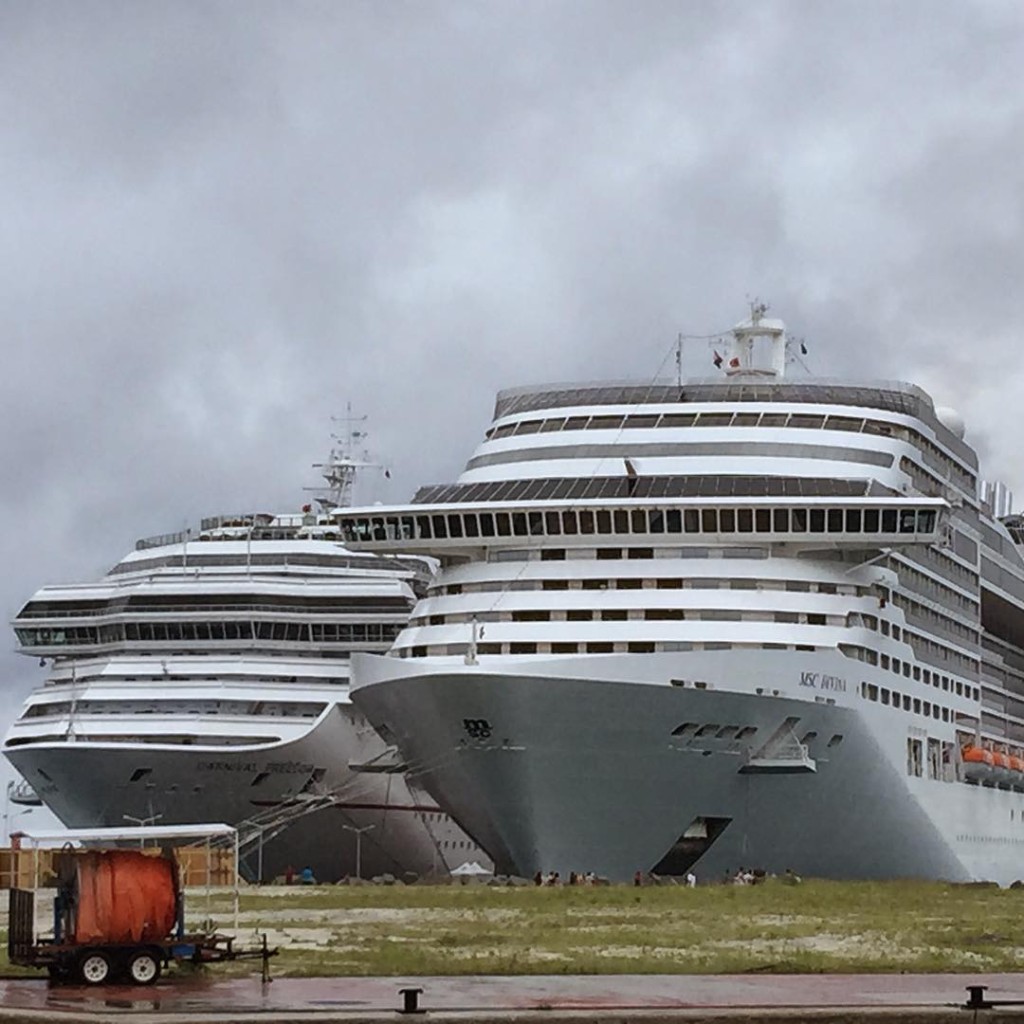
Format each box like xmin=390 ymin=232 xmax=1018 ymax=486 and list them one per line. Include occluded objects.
xmin=5 ymin=878 xmax=1024 ymax=978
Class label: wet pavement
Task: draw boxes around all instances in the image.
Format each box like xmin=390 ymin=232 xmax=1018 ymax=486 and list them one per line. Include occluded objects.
xmin=0 ymin=973 xmax=1023 ymax=1021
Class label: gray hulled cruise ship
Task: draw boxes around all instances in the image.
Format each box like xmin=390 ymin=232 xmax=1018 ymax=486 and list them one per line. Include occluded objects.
xmin=3 ymin=438 xmax=488 ymax=881
xmin=331 ymin=308 xmax=1024 ymax=884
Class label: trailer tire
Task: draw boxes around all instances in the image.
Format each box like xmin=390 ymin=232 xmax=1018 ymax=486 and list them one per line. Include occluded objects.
xmin=125 ymin=948 xmax=162 ymax=986
xmin=77 ymin=950 xmax=113 ymax=985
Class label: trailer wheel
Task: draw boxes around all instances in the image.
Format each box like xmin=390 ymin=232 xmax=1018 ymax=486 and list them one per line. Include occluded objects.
xmin=125 ymin=949 xmax=162 ymax=986
xmin=77 ymin=950 xmax=113 ymax=985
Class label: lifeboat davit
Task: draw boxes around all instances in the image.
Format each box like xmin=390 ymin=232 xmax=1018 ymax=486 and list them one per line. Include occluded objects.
xmin=962 ymin=746 xmax=994 ymax=783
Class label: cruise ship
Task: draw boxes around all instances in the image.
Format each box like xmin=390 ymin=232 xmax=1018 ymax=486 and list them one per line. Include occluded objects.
xmin=331 ymin=308 xmax=1024 ymax=884
xmin=3 ymin=440 xmax=488 ymax=882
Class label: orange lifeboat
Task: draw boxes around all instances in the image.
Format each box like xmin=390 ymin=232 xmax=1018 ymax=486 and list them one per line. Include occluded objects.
xmin=992 ymin=751 xmax=1014 ymax=785
xmin=962 ymin=745 xmax=994 ymax=783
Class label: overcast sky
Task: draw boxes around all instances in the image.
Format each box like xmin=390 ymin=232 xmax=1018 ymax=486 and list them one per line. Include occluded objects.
xmin=2 ymin=0 xmax=1023 ymax=802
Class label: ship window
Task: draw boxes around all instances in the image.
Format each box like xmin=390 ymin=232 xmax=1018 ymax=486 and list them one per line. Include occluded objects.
xmin=733 ymin=413 xmax=760 ymax=426
xmin=809 ymin=509 xmax=826 ymax=533
xmin=880 ymin=654 xmax=890 ymax=669
xmin=701 ymin=509 xmax=717 ymax=532
xmin=789 ymin=414 xmax=825 ymax=429
xmin=560 ymin=511 xmax=577 ymax=535
xmin=596 ymin=510 xmax=613 ymax=534
xmin=631 ymin=510 xmax=646 ymax=533
xmin=588 ymin=642 xmax=614 ymax=653
xmin=828 ymin=509 xmax=843 ymax=532
xmin=539 ymin=417 xmax=565 ymax=432
xmin=625 ymin=414 xmax=660 ymax=428
xmin=597 ymin=548 xmax=622 ymax=560
xmin=881 ymin=509 xmax=898 ymax=532
xmin=495 ymin=513 xmax=512 ymax=537
xmin=903 ymin=695 xmax=912 ymax=711
xmin=447 ymin=515 xmax=464 ymax=539
xmin=863 ymin=509 xmax=880 ymax=531
xmin=511 ymin=513 xmax=528 ymax=536
xmin=617 ymin=579 xmax=642 ymax=589
xmin=564 ymin=416 xmax=590 ymax=430
xmin=759 ymin=413 xmax=788 ymax=427
xmin=431 ymin=515 xmax=448 ymax=539
xmin=846 ymin=509 xmax=862 ymax=532
xmin=552 ymin=642 xmax=578 ymax=653
xmin=567 ymin=609 xmax=593 ymax=621
xmin=540 ymin=549 xmax=566 ymax=560
xmin=464 ymin=515 xmax=479 ymax=538
xmin=628 ymin=547 xmax=653 ymax=559
xmin=899 ymin=509 xmax=916 ymax=534
xmin=579 ymin=510 xmax=596 ymax=534
xmin=881 ymin=689 xmax=890 ymax=705
xmin=754 ymin=509 xmax=770 ymax=532
xmin=614 ymin=510 xmax=630 ymax=534
xmin=514 ymin=419 xmax=543 ymax=434
xmin=684 ymin=510 xmax=700 ymax=533
xmin=791 ymin=509 xmax=807 ymax=532
xmin=479 ymin=513 xmax=495 ymax=537
xmin=510 ymin=642 xmax=537 ymax=654
xmin=866 ymin=684 xmax=878 ymax=701
xmin=773 ymin=508 xmax=789 ymax=532
xmin=918 ymin=510 xmax=936 ymax=531
xmin=827 ymin=733 xmax=844 ymax=747
xmin=700 ymin=413 xmax=732 ymax=427
xmin=648 ymin=510 xmax=665 ymax=533
xmin=628 ymin=641 xmax=656 ymax=653
xmin=719 ymin=510 xmax=736 ymax=532
xmin=590 ymin=415 xmax=625 ymax=430
xmin=661 ymin=413 xmax=697 ymax=427
xmin=656 ymin=579 xmax=683 ymax=589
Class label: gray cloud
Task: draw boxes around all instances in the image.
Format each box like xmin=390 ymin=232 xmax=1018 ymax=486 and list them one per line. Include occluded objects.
xmin=2 ymin=0 xmax=1024 ymax=786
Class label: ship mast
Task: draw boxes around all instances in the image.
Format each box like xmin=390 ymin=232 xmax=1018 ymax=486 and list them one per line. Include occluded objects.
xmin=307 ymin=405 xmax=380 ymax=511
xmin=723 ymin=301 xmax=789 ymax=379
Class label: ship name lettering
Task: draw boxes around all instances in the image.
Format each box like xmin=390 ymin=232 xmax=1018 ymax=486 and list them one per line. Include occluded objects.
xmin=799 ymin=672 xmax=846 ymax=692
xmin=266 ymin=761 xmax=315 ymax=774
xmin=198 ymin=761 xmax=259 ymax=772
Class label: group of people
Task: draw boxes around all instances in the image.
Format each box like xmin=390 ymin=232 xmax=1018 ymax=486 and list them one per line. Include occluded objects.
xmin=533 ymin=870 xmax=600 ymax=886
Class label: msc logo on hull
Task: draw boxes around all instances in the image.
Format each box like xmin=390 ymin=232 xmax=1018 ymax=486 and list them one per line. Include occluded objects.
xmin=462 ymin=718 xmax=493 ymax=740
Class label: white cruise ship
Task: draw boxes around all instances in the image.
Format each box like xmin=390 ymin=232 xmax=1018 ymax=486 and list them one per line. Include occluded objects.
xmin=3 ymin=442 xmax=488 ymax=882
xmin=331 ymin=308 xmax=1024 ymax=884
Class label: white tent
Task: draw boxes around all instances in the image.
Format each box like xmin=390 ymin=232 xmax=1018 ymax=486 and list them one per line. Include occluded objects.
xmin=450 ymin=860 xmax=492 ymax=876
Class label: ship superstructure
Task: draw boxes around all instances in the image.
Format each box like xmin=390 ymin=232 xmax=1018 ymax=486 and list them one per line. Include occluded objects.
xmin=4 ymin=435 xmax=488 ymax=881
xmin=331 ymin=308 xmax=1024 ymax=883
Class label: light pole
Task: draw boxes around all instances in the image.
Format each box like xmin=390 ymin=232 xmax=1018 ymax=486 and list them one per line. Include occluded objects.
xmin=241 ymin=819 xmax=265 ymax=883
xmin=342 ymin=824 xmax=375 ymax=880
xmin=123 ymin=812 xmax=163 ymax=848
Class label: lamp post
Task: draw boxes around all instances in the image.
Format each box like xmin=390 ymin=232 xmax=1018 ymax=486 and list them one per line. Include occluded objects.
xmin=342 ymin=824 xmax=375 ymax=880
xmin=123 ymin=812 xmax=163 ymax=848
xmin=241 ymin=819 xmax=265 ymax=883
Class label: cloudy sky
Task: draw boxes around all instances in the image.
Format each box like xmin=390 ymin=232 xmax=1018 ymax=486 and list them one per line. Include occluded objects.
xmin=2 ymin=0 xmax=1023 ymax=805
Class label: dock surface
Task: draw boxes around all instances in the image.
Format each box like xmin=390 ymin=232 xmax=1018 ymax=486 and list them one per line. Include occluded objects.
xmin=0 ymin=972 xmax=1023 ymax=1022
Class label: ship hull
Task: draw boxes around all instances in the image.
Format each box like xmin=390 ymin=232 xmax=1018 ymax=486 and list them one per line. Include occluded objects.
xmin=6 ymin=705 xmax=471 ymax=882
xmin=352 ymin=650 xmax=1024 ymax=885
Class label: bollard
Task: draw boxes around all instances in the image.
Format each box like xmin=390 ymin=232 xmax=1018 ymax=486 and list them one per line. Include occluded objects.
xmin=398 ymin=987 xmax=425 ymax=1014
xmin=965 ymin=985 xmax=991 ymax=1010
